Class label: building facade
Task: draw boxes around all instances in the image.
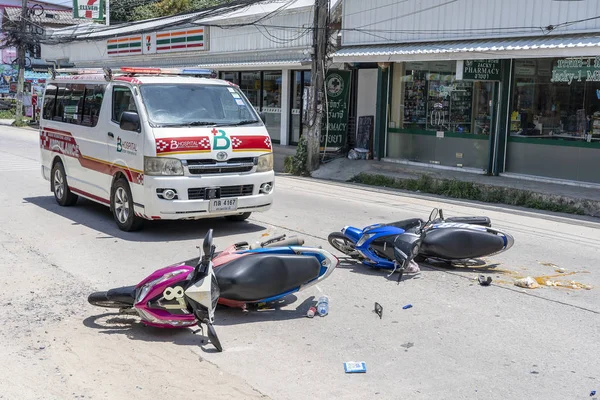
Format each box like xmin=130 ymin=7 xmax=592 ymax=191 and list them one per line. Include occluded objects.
xmin=333 ymin=0 xmax=600 ymax=186
xmin=1 ymin=0 xmax=76 ymax=96
xmin=42 ymin=0 xmax=342 ymax=146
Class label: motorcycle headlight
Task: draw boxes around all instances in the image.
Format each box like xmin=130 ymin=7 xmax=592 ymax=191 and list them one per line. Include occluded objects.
xmin=136 ymin=268 xmax=190 ymax=303
xmin=356 ymin=233 xmax=375 ymax=247
xmin=256 ymin=153 xmax=273 ymax=172
xmin=144 ymin=156 xmax=184 ymax=176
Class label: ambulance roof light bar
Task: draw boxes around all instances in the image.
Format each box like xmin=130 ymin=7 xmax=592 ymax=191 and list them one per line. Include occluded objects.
xmin=49 ymin=66 xmax=217 ymax=80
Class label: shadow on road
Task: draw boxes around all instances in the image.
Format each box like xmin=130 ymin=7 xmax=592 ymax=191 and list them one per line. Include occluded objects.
xmin=336 ymin=258 xmax=422 ymax=282
xmin=83 ymin=295 xmax=315 ymax=352
xmin=24 ymin=196 xmax=267 ymax=242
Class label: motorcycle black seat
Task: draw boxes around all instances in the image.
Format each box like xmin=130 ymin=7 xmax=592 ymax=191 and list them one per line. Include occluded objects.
xmin=421 ymin=228 xmax=504 ymax=259
xmin=444 ymin=216 xmax=491 ymax=227
xmin=107 ymin=285 xmax=137 ymax=304
xmin=383 ymin=218 xmax=423 ymax=232
xmin=215 ymin=253 xmax=321 ymax=302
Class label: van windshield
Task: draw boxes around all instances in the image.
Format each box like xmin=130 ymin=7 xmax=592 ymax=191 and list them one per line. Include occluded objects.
xmin=139 ymin=84 xmax=261 ymax=127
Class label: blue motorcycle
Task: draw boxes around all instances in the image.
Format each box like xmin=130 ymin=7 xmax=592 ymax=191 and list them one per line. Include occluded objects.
xmin=328 ymin=208 xmax=514 ymax=269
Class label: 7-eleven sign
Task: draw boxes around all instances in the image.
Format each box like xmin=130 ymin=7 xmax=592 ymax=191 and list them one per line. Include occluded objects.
xmin=73 ymin=0 xmax=104 ymax=21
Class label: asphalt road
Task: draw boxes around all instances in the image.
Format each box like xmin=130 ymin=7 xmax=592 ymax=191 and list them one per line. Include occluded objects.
xmin=1 ymin=126 xmax=599 ymax=399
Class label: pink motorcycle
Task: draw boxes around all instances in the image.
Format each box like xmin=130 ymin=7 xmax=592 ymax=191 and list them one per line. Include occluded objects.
xmin=88 ymin=230 xmax=338 ymax=352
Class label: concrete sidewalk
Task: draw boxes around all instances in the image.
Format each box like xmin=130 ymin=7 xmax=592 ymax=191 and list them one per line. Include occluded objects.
xmin=310 ymin=157 xmax=600 ymax=217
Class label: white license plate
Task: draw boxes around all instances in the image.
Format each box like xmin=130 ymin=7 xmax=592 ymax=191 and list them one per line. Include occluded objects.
xmin=209 ymin=198 xmax=238 ymax=212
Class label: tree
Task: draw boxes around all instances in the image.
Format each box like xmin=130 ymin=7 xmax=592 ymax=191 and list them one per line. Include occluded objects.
xmin=111 ymin=0 xmax=233 ymax=23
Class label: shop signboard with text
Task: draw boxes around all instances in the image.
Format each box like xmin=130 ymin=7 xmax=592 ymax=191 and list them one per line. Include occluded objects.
xmin=458 ymin=59 xmax=502 ymax=81
xmin=320 ymin=70 xmax=351 ymax=149
xmin=73 ymin=0 xmax=104 ymax=21
xmin=550 ymin=57 xmax=600 ymax=85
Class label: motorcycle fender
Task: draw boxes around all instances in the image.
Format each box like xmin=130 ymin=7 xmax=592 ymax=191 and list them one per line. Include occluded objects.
xmin=342 ymin=226 xmax=363 ymax=243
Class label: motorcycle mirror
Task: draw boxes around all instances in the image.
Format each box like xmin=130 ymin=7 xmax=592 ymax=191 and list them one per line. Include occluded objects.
xmin=206 ymin=322 xmax=223 ymax=352
xmin=439 ymin=209 xmax=444 ymax=220
xmin=203 ymin=229 xmax=213 ymax=258
xmin=428 ymin=208 xmax=438 ymax=223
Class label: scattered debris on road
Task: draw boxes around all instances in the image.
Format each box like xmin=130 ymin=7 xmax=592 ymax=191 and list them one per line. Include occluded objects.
xmin=478 ymin=275 xmax=492 ymax=286
xmin=373 ymin=302 xmax=383 ymax=319
xmin=402 ymin=304 xmax=412 ymax=310
xmin=344 ymin=361 xmax=367 ymax=373
xmin=514 ymin=277 xmax=540 ymax=289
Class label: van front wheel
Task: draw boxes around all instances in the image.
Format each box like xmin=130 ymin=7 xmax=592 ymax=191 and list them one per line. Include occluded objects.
xmin=111 ymin=179 xmax=143 ymax=232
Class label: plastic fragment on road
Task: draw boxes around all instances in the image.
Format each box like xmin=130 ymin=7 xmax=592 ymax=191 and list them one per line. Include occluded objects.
xmin=590 ymin=390 xmax=596 ymax=397
xmin=344 ymin=362 xmax=367 ymax=373
xmin=402 ymin=304 xmax=413 ymax=309
xmin=373 ymin=302 xmax=383 ymax=319
xmin=514 ymin=277 xmax=540 ymax=289
xmin=478 ymin=275 xmax=492 ymax=286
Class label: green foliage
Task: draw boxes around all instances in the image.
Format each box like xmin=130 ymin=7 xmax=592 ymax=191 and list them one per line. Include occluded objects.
xmin=112 ymin=0 xmax=233 ymax=23
xmin=350 ymin=173 xmax=585 ymax=215
xmin=284 ymin=135 xmax=310 ymax=176
xmin=0 ymin=110 xmax=15 ymax=119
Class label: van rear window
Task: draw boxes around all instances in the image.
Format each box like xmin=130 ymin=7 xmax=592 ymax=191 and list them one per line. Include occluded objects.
xmin=42 ymin=83 xmax=106 ymax=127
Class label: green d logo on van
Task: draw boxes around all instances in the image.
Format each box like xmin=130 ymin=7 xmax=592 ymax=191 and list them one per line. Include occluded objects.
xmin=117 ymin=137 xmax=122 ymax=152
xmin=212 ymin=128 xmax=231 ymax=150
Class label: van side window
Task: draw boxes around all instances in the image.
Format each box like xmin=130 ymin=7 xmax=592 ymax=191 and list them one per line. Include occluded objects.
xmin=54 ymin=85 xmax=66 ymax=122
xmin=64 ymin=84 xmax=85 ymax=125
xmin=112 ymin=86 xmax=138 ymax=124
xmin=42 ymin=84 xmax=57 ymax=120
xmin=81 ymin=84 xmax=105 ymax=127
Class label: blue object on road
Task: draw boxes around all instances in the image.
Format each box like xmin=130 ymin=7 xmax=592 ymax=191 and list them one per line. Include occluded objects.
xmin=402 ymin=304 xmax=413 ymax=309
xmin=344 ymin=362 xmax=367 ymax=373
xmin=591 ymin=390 xmax=596 ymax=396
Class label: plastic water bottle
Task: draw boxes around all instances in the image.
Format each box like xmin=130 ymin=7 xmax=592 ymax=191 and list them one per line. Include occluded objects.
xmin=316 ymin=296 xmax=329 ymax=316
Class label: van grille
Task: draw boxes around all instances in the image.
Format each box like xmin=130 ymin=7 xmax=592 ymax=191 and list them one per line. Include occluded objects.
xmin=188 ymin=185 xmax=254 ymax=200
xmin=186 ymin=157 xmax=255 ymax=175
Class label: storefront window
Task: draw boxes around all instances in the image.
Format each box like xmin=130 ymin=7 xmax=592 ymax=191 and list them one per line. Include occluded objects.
xmin=387 ymin=61 xmax=493 ymax=170
xmin=262 ymin=71 xmax=281 ymax=142
xmin=218 ymin=71 xmax=283 ymax=142
xmin=240 ymin=71 xmax=261 ymax=108
xmin=400 ymin=61 xmax=491 ymax=135
xmin=220 ymin=71 xmax=240 ymax=85
xmin=505 ymin=57 xmax=600 ymax=184
xmin=510 ymin=57 xmax=600 ymax=144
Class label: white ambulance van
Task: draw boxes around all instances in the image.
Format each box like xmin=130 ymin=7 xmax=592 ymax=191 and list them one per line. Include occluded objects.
xmin=40 ymin=67 xmax=274 ymax=231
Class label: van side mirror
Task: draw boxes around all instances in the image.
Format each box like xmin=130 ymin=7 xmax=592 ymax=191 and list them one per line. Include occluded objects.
xmin=120 ymin=111 xmax=140 ymax=132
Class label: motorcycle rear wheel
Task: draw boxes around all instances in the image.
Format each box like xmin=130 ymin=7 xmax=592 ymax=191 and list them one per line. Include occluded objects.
xmin=88 ymin=291 xmax=133 ymax=309
xmin=328 ymin=232 xmax=360 ymax=258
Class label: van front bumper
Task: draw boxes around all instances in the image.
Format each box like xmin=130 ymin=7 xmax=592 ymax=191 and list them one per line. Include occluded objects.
xmin=138 ymin=171 xmax=274 ymax=220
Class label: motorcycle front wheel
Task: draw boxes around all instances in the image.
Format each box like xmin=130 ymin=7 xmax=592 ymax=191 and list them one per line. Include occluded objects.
xmin=327 ymin=232 xmax=360 ymax=258
xmin=88 ymin=291 xmax=133 ymax=309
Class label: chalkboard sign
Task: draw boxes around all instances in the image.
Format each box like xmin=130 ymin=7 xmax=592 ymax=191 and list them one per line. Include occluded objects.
xmin=356 ymin=115 xmax=374 ymax=150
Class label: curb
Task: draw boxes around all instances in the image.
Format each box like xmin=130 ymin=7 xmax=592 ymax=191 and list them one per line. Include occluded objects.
xmin=351 ymin=171 xmax=600 ymax=218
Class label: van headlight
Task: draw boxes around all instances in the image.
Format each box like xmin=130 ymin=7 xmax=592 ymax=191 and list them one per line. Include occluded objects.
xmin=144 ymin=157 xmax=184 ymax=176
xmin=256 ymin=153 xmax=273 ymax=172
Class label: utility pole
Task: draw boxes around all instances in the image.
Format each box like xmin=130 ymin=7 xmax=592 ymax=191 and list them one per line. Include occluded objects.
xmin=15 ymin=0 xmax=28 ymax=123
xmin=305 ymin=0 xmax=328 ymax=172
